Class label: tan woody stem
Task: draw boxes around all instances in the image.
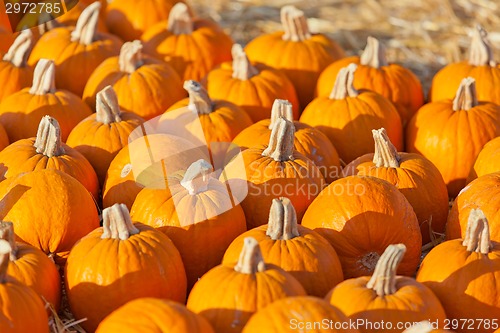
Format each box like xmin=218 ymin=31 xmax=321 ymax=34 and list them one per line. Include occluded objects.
xmin=360 ymin=36 xmax=388 ymax=68
xmin=232 ymin=44 xmax=259 ymax=80
xmin=70 ymin=2 xmax=101 ymax=45
xmin=266 ymin=197 xmax=299 ymax=240
xmin=34 ymin=116 xmax=65 ymax=158
xmin=0 ymin=222 xmax=18 ymax=261
xmin=3 ymin=30 xmax=33 ymax=67
xmin=281 ymin=5 xmax=311 ymax=41
xmin=168 ymin=3 xmax=193 ymax=35
xmin=30 ymin=59 xmax=56 ymax=95
xmin=372 ymin=128 xmax=400 ymax=168
xmin=452 ymin=77 xmax=478 ymax=111
xmin=184 ymin=80 xmax=213 ymax=114
xmin=119 ymin=41 xmax=144 ymax=74
xmin=366 ymin=244 xmax=406 ymax=297
xmin=180 ymin=159 xmax=213 ymax=195
xmin=101 ymin=204 xmax=140 ymax=240
xmin=269 ymin=99 xmax=294 ymax=129
xmin=462 ymin=209 xmax=491 ymax=254
xmin=96 ymin=86 xmax=122 ymax=124
xmin=330 ymin=63 xmax=359 ymax=99
xmin=262 ymin=117 xmax=295 ymax=162
xmin=0 ymin=240 xmax=11 ymax=283
xmin=234 ymin=237 xmax=266 ymax=274
xmin=469 ymin=25 xmax=496 ymax=67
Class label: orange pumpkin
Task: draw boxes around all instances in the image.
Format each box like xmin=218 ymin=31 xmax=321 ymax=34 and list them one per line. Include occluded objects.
xmin=300 ymin=63 xmax=403 ymax=164
xmin=0 ymin=123 xmax=8 ymax=151
xmin=244 ymin=5 xmax=345 ymax=108
xmin=316 ymin=37 xmax=424 ymax=126
xmin=223 ymin=197 xmax=343 ymax=297
xmin=65 ymin=203 xmax=187 ymax=333
xmin=28 ymin=2 xmax=122 ymax=96
xmin=302 ymin=176 xmax=422 ymax=278
xmin=142 ymin=3 xmax=233 ymax=81
xmin=187 ymin=237 xmax=306 ymax=333
xmin=467 ymin=136 xmax=500 ymax=182
xmin=326 ymin=244 xmax=447 ymax=333
xmin=343 ymin=128 xmax=449 ymax=245
xmin=406 ymin=77 xmax=500 ymax=198
xmin=67 ymin=86 xmax=144 ymax=185
xmin=55 ymin=1 xmax=108 ymax=32
xmin=0 ymin=59 xmax=92 ymax=142
xmin=417 ymin=209 xmax=500 ymax=332
xmin=205 ymin=44 xmax=299 ymax=122
xmin=0 ymin=115 xmax=99 ymax=199
xmin=83 ymin=40 xmax=185 ymax=120
xmin=430 ymin=26 xmax=500 ymax=105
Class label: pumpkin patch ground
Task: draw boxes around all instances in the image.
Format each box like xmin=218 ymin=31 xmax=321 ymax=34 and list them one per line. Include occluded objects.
xmin=0 ymin=0 xmax=499 ymax=332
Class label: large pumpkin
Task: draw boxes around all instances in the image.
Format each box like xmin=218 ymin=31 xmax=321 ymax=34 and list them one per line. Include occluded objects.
xmin=142 ymin=3 xmax=233 ymax=81
xmin=83 ymin=40 xmax=185 ymax=120
xmin=245 ymin=5 xmax=345 ymax=108
xmin=406 ymin=77 xmax=500 ymax=198
xmin=302 ymin=176 xmax=422 ymax=278
xmin=65 ymin=203 xmax=187 ymax=333
xmin=300 ymin=63 xmax=403 ymax=164
xmin=467 ymin=136 xmax=500 ymax=182
xmin=187 ymin=237 xmax=306 ymax=333
xmin=343 ymin=128 xmax=449 ymax=245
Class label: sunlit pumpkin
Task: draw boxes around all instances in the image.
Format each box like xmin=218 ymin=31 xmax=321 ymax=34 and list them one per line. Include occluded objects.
xmin=467 ymin=136 xmax=500 ymax=183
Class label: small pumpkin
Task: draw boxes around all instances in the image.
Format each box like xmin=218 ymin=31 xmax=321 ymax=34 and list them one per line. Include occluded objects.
xmin=0 ymin=59 xmax=92 ymax=142
xmin=205 ymin=44 xmax=299 ymax=122
xmin=406 ymin=77 xmax=500 ymax=198
xmin=244 ymin=5 xmax=345 ymax=108
xmin=417 ymin=209 xmax=500 ymax=332
xmin=300 ymin=63 xmax=403 ymax=164
xmin=95 ymin=298 xmax=215 ymax=333
xmin=187 ymin=236 xmax=306 ymax=333
xmin=142 ymin=3 xmax=233 ymax=81
xmin=67 ymin=86 xmax=144 ymax=185
xmin=223 ymin=197 xmax=343 ymax=297
xmin=65 ymin=203 xmax=187 ymax=333
xmin=316 ymin=36 xmax=424 ymax=126
xmin=83 ymin=40 xmax=185 ymax=120
xmin=302 ymin=176 xmax=422 ymax=278
xmin=326 ymin=244 xmax=447 ymax=332
xmin=467 ymin=136 xmax=500 ymax=182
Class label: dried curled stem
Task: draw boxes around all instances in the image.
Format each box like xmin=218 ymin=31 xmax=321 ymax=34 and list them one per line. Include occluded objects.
xmin=452 ymin=77 xmax=478 ymax=111
xmin=0 ymin=240 xmax=11 ymax=283
xmin=262 ymin=117 xmax=295 ymax=162
xmin=372 ymin=128 xmax=400 ymax=168
xmin=469 ymin=25 xmax=496 ymax=67
xmin=168 ymin=3 xmax=193 ymax=35
xmin=184 ymin=80 xmax=213 ymax=114
xmin=70 ymin=2 xmax=101 ymax=45
xmin=119 ymin=40 xmax=144 ymax=74
xmin=462 ymin=208 xmax=491 ymax=254
xmin=101 ymin=204 xmax=140 ymax=241
xmin=34 ymin=116 xmax=65 ymax=158
xmin=281 ymin=5 xmax=311 ymax=41
xmin=180 ymin=159 xmax=213 ymax=195
xmin=30 ymin=59 xmax=56 ymax=95
xmin=232 ymin=44 xmax=258 ymax=80
xmin=330 ymin=63 xmax=359 ymax=99
xmin=96 ymin=86 xmax=122 ymax=124
xmin=366 ymin=244 xmax=406 ymax=297
xmin=234 ymin=237 xmax=266 ymax=274
xmin=0 ymin=222 xmax=18 ymax=261
xmin=266 ymin=197 xmax=299 ymax=240
xmin=269 ymin=99 xmax=294 ymax=129
xmin=3 ymin=30 xmax=33 ymax=67
xmin=360 ymin=37 xmax=388 ymax=68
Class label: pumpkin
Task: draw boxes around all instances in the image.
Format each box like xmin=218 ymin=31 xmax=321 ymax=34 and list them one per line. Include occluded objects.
xmin=0 ymin=26 xmax=14 ymax=53
xmin=67 ymin=86 xmax=144 ymax=185
xmin=187 ymin=237 xmax=306 ymax=333
xmin=233 ymin=99 xmax=342 ymax=183
xmin=130 ymin=159 xmax=247 ymax=289
xmin=406 ymin=77 xmax=500 ymax=198
xmin=0 ymin=169 xmax=99 ymax=263
xmin=417 ymin=209 xmax=500 ymax=332
xmin=404 ymin=322 xmax=455 ymax=333
xmin=343 ymin=128 xmax=449 ymax=245
xmin=446 ymin=172 xmax=500 ymax=241
xmin=244 ymin=5 xmax=345 ymax=108
xmin=222 ymin=117 xmax=325 ymax=229
xmin=142 ymin=3 xmax=233 ymax=82
xmin=0 ymin=124 xmax=8 ymax=151
xmin=222 ymin=197 xmax=343 ymax=297
xmin=55 ymin=1 xmax=108 ymax=32
xmin=0 ymin=59 xmax=92 ymax=142
xmin=243 ymin=296 xmax=360 ymax=333
xmin=83 ymin=40 xmax=185 ymax=120
xmin=204 ymin=44 xmax=299 ymax=122
xmin=0 ymin=30 xmax=33 ymax=102
xmin=65 ymin=203 xmax=187 ymax=333
xmin=0 ymin=221 xmax=60 ymax=311
xmin=430 ymin=26 xmax=500 ymax=105
xmin=316 ymin=36 xmax=424 ymax=126
xmin=28 ymin=2 xmax=122 ymax=96
xmin=300 ymin=63 xmax=403 ymax=164
xmin=326 ymin=244 xmax=447 ymax=332
xmin=467 ymin=136 xmax=500 ymax=182
xmin=0 ymin=239 xmax=49 ymax=333
xmin=302 ymin=176 xmax=422 ymax=278
xmin=95 ymin=298 xmax=215 ymax=333
xmin=0 ymin=115 xmax=99 ymax=199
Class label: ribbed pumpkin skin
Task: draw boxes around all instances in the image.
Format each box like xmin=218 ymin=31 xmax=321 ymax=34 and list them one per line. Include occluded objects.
xmin=96 ymin=298 xmax=215 ymax=333
xmin=65 ymin=223 xmax=187 ymax=333
xmin=0 ymin=56 xmax=33 ymax=103
xmin=242 ymin=296 xmax=359 ymax=333
xmin=468 ymin=137 xmax=500 ymax=182
xmin=0 ymin=124 xmax=8 ymax=151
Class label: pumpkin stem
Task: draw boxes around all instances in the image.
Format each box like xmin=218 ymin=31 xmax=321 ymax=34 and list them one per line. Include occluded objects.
xmin=180 ymin=159 xmax=213 ymax=195
xmin=266 ymin=197 xmax=299 ymax=240
xmin=168 ymin=3 xmax=193 ymax=35
xmin=30 ymin=59 xmax=56 ymax=95
xmin=0 ymin=222 xmax=18 ymax=261
xmin=372 ymin=128 xmax=400 ymax=168
xmin=96 ymin=86 xmax=122 ymax=124
xmin=101 ymin=203 xmax=140 ymax=241
xmin=2 ymin=30 xmax=33 ymax=67
xmin=366 ymin=244 xmax=406 ymax=297
xmin=452 ymin=77 xmax=478 ymax=111
xmin=268 ymin=99 xmax=294 ymax=130
xmin=70 ymin=1 xmax=100 ymax=45
xmin=232 ymin=44 xmax=259 ymax=81
xmin=462 ymin=208 xmax=491 ymax=254
xmin=360 ymin=36 xmax=388 ymax=68
xmin=330 ymin=63 xmax=359 ymax=100
xmin=184 ymin=80 xmax=213 ymax=114
xmin=0 ymin=240 xmax=12 ymax=283
xmin=34 ymin=116 xmax=65 ymax=158
xmin=469 ymin=25 xmax=496 ymax=67
xmin=234 ymin=237 xmax=266 ymax=274
xmin=281 ymin=5 xmax=311 ymax=41
xmin=119 ymin=40 xmax=144 ymax=74
xmin=262 ymin=117 xmax=295 ymax=162
xmin=403 ymin=321 xmax=435 ymax=333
